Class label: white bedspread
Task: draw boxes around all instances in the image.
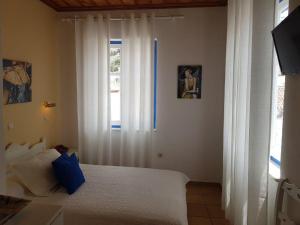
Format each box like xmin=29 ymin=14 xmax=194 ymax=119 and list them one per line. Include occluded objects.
xmin=26 ymin=164 xmax=189 ymax=225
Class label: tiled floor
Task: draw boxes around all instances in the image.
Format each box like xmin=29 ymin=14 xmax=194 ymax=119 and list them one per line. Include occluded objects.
xmin=186 ymin=182 xmax=230 ymax=225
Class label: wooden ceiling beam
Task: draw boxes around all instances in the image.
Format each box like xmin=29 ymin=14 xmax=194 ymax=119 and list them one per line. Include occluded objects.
xmin=108 ymin=0 xmax=123 ymax=5
xmin=40 ymin=0 xmax=227 ymax=12
xmin=61 ymin=0 xmax=73 ymax=6
xmin=136 ymin=0 xmax=152 ymax=4
xmin=40 ymin=0 xmax=60 ymax=10
xmin=59 ymin=0 xmax=83 ymax=6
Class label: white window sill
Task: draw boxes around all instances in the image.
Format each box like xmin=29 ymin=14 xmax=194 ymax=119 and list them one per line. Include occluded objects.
xmin=111 ymin=127 xmax=157 ymax=132
xmin=269 ymin=161 xmax=281 ymax=180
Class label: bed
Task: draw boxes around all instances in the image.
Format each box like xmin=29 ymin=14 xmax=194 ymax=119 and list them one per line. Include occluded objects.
xmin=5 ymin=139 xmax=189 ymax=225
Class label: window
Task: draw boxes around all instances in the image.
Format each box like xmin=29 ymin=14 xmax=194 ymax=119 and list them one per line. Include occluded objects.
xmin=110 ymin=40 xmax=121 ymax=128
xmin=153 ymin=39 xmax=158 ymax=130
xmin=109 ymin=39 xmax=158 ymax=129
xmin=269 ymin=0 xmax=289 ymax=178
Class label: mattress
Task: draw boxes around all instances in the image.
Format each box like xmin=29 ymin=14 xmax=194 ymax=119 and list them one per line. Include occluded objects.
xmin=26 ymin=164 xmax=189 ymax=225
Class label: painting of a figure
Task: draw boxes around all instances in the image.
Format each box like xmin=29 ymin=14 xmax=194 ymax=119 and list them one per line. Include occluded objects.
xmin=2 ymin=59 xmax=32 ymax=105
xmin=177 ymin=65 xmax=202 ymax=99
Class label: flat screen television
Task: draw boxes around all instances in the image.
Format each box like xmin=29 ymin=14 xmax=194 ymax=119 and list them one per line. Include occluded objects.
xmin=272 ymin=6 xmax=300 ymax=75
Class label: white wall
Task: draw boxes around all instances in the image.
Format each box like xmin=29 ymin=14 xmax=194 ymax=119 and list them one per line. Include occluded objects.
xmin=280 ymin=1 xmax=300 ymax=222
xmin=267 ymin=2 xmax=300 ymax=225
xmin=152 ymin=8 xmax=226 ymax=182
xmin=266 ymin=2 xmax=300 ymax=225
xmin=58 ymin=7 xmax=227 ymax=182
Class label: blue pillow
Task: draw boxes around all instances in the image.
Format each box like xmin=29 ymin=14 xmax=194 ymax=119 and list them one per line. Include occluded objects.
xmin=61 ymin=153 xmax=78 ymax=162
xmin=52 ymin=153 xmax=85 ymax=194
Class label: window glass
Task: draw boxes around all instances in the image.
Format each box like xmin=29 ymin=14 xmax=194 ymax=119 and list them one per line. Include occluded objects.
xmin=110 ymin=47 xmax=121 ymax=73
xmin=269 ymin=0 xmax=289 ymax=178
xmin=109 ymin=43 xmax=121 ymax=125
xmin=109 ymin=39 xmax=158 ymax=129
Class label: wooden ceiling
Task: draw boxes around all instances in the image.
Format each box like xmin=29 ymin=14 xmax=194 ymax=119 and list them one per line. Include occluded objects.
xmin=40 ymin=0 xmax=227 ymax=11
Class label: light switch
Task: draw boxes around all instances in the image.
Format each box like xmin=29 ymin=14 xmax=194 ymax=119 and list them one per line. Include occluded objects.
xmin=8 ymin=122 xmax=14 ymax=130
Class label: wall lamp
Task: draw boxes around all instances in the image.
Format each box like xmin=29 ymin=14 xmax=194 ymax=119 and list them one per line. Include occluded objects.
xmin=43 ymin=101 xmax=56 ymax=108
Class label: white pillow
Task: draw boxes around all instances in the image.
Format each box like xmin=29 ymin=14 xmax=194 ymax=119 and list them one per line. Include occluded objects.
xmin=5 ymin=143 xmax=30 ymax=163
xmin=10 ymin=149 xmax=61 ymax=196
xmin=6 ymin=143 xmax=48 ymax=175
xmin=36 ymin=149 xmax=61 ymax=163
xmin=6 ymin=179 xmax=25 ymax=198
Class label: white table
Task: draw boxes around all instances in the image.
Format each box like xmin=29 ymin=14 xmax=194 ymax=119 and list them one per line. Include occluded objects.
xmin=5 ymin=203 xmax=63 ymax=225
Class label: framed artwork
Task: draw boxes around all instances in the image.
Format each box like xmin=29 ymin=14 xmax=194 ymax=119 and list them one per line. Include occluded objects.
xmin=2 ymin=59 xmax=32 ymax=105
xmin=177 ymin=65 xmax=202 ymax=99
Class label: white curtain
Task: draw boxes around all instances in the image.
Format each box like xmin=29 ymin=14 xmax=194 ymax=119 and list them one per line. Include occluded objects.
xmin=223 ymin=0 xmax=274 ymax=225
xmin=119 ymin=13 xmax=153 ymax=167
xmin=222 ymin=1 xmax=253 ymax=224
xmin=75 ymin=14 xmax=153 ymax=167
xmin=75 ymin=15 xmax=112 ymax=165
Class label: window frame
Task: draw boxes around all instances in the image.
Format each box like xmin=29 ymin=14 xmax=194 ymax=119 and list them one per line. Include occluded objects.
xmin=110 ymin=40 xmax=122 ymax=128
xmin=153 ymin=39 xmax=158 ymax=130
xmin=109 ymin=39 xmax=158 ymax=130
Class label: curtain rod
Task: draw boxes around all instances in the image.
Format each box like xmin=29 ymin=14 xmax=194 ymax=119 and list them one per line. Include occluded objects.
xmin=61 ymin=15 xmax=184 ymax=22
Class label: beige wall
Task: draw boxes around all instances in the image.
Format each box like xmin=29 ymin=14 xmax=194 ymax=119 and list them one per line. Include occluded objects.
xmin=0 ymin=0 xmax=60 ymax=147
xmin=0 ymin=1 xmax=226 ymax=182
xmin=0 ymin=24 xmax=5 ymax=192
xmin=57 ymin=22 xmax=78 ymax=148
xmin=58 ymin=7 xmax=227 ymax=182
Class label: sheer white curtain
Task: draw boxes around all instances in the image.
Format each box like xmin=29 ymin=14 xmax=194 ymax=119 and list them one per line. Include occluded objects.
xmin=222 ymin=0 xmax=253 ymax=224
xmin=75 ymin=13 xmax=153 ymax=167
xmin=223 ymin=0 xmax=274 ymax=225
xmin=75 ymin=15 xmax=112 ymax=165
xmin=119 ymin=13 xmax=153 ymax=167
